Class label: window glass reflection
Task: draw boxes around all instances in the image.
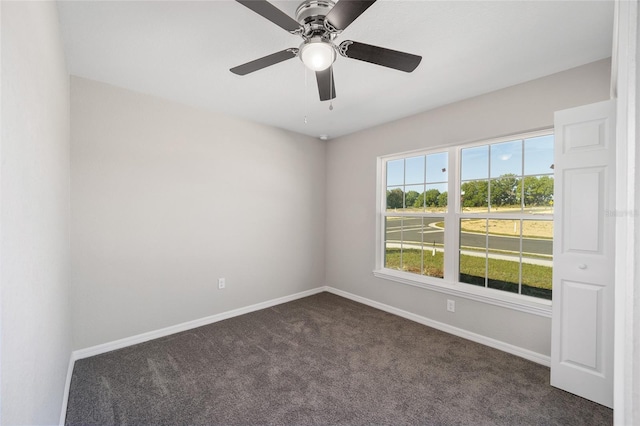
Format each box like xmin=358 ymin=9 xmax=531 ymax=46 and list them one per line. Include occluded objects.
xmin=490 ymin=140 xmax=522 ymax=178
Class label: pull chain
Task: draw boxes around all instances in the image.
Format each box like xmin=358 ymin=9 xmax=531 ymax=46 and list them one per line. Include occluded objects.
xmin=329 ymin=65 xmax=334 ymax=111
xmin=304 ymin=67 xmax=309 ymax=124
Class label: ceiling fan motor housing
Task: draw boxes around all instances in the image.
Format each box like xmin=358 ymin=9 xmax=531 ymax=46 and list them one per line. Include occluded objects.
xmin=296 ymin=0 xmax=336 ymax=40
xmin=296 ymin=0 xmax=337 ymax=71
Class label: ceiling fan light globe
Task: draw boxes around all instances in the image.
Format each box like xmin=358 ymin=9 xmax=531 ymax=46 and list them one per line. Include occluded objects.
xmin=300 ymin=41 xmax=335 ymax=71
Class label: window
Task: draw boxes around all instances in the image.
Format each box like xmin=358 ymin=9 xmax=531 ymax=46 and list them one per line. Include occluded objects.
xmin=384 ymin=153 xmax=448 ymax=279
xmin=377 ymin=131 xmax=554 ymax=310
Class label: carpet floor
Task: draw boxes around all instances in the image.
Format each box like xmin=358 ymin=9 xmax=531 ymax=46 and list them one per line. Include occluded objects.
xmin=65 ymin=292 xmax=612 ymax=425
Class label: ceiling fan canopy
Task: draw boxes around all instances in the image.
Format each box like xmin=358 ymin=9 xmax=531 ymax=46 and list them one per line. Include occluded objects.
xmin=230 ymin=0 xmax=422 ymax=102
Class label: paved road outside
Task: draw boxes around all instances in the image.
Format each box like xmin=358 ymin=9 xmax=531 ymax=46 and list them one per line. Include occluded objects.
xmin=384 ymin=217 xmax=552 ymax=258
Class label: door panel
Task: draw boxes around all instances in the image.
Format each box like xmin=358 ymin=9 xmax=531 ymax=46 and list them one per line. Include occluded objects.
xmin=563 ymin=118 xmax=608 ymax=152
xmin=551 ymin=99 xmax=615 ymax=408
xmin=564 ymin=168 xmax=603 ymax=253
xmin=561 ymin=280 xmax=602 ymax=370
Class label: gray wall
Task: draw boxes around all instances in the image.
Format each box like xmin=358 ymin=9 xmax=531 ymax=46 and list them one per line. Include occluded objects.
xmin=70 ymin=77 xmax=326 ymax=350
xmin=325 ymin=59 xmax=611 ymax=357
xmin=1 ymin=2 xmax=72 ymax=424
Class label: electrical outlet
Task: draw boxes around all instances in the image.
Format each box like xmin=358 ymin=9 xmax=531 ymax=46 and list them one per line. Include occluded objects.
xmin=447 ymin=299 xmax=455 ymax=312
xmin=218 ymin=277 xmax=226 ymax=289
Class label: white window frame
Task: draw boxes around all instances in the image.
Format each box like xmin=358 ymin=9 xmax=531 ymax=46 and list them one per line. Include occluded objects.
xmin=374 ymin=129 xmax=554 ymax=317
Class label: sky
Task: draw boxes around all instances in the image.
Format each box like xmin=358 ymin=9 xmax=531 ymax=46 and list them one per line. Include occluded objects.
xmin=386 ymin=134 xmax=554 ymax=192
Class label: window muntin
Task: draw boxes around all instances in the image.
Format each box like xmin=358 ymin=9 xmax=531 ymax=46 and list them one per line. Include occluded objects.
xmin=380 ymin=131 xmax=553 ymax=303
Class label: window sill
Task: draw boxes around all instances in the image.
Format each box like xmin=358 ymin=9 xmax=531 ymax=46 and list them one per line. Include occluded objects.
xmin=372 ymin=268 xmax=552 ymax=318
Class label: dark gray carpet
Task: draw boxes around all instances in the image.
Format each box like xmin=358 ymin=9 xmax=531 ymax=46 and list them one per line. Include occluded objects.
xmin=65 ymin=292 xmax=612 ymax=425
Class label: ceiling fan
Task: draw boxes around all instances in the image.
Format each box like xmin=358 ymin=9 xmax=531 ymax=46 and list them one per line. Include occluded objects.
xmin=230 ymin=0 xmax=422 ymax=102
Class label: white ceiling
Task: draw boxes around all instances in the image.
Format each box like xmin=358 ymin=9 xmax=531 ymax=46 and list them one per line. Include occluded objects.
xmin=57 ymin=0 xmax=614 ymax=140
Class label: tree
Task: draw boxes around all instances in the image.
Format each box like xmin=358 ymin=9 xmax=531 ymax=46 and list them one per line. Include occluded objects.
xmin=537 ymin=176 xmax=554 ymax=205
xmin=424 ymin=189 xmax=441 ymax=207
xmin=413 ymin=189 xmax=442 ymax=208
xmin=490 ymin=174 xmax=519 ymax=207
xmin=437 ymin=191 xmax=448 ymax=207
xmin=461 ymin=180 xmax=488 ymax=208
xmin=386 ymin=188 xmax=404 ymax=209
xmin=520 ymin=176 xmax=554 ymax=206
xmin=405 ymin=190 xmax=420 ymax=208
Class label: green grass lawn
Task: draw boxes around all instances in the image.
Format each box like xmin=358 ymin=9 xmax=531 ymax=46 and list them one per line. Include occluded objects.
xmin=385 ymin=248 xmax=552 ymax=300
xmin=385 ymin=248 xmax=445 ymax=278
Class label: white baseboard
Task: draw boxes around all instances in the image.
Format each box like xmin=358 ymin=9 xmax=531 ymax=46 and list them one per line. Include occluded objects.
xmin=324 ymin=286 xmax=551 ymax=367
xmin=73 ymin=286 xmax=327 ymax=361
xmin=72 ymin=284 xmax=549 ymax=366
xmin=59 ymin=352 xmax=76 ymax=425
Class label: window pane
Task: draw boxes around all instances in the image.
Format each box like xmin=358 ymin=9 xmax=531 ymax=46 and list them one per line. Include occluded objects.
xmin=490 ymin=175 xmax=521 ymax=213
xmin=490 ymin=140 xmax=522 ymax=178
xmin=459 ymin=218 xmax=486 ymax=287
xmin=423 ymin=217 xmax=445 ymax=278
xmin=521 ymin=220 xmax=553 ymax=300
xmin=384 ymin=243 xmax=402 ymax=271
xmin=522 ymin=175 xmax=554 ymax=214
xmin=387 ymin=159 xmax=404 ymax=186
xmin=521 ymin=219 xmax=554 ymax=244
xmin=384 ymin=216 xmax=402 ymax=244
xmin=461 ymin=180 xmax=488 ymax=212
xmin=404 ymin=185 xmax=424 ymax=211
xmin=524 ymin=135 xmax=554 ymax=176
xmin=405 ymin=156 xmax=425 ymax=185
xmin=424 ymin=183 xmax=447 ymax=213
xmin=402 ymin=217 xmax=423 ymax=274
xmin=426 ymin=152 xmax=448 ymax=183
xmin=385 ymin=216 xmax=445 ymax=279
xmin=386 ymin=187 xmax=403 ymax=211
xmin=461 ymin=145 xmax=488 ymax=181
xmin=384 ymin=217 xmax=402 ymax=271
xmin=487 ymin=219 xmax=520 ymax=294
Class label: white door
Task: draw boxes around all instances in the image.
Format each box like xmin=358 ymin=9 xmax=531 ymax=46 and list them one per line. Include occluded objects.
xmin=551 ymin=99 xmax=616 ymax=408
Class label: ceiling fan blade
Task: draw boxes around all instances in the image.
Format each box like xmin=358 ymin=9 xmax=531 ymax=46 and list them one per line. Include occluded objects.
xmin=316 ymin=67 xmax=336 ymax=101
xmin=230 ymin=49 xmax=298 ymax=75
xmin=324 ymin=0 xmax=376 ymax=32
xmin=338 ymin=40 xmax=421 ymax=72
xmin=236 ymin=0 xmax=301 ymax=33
